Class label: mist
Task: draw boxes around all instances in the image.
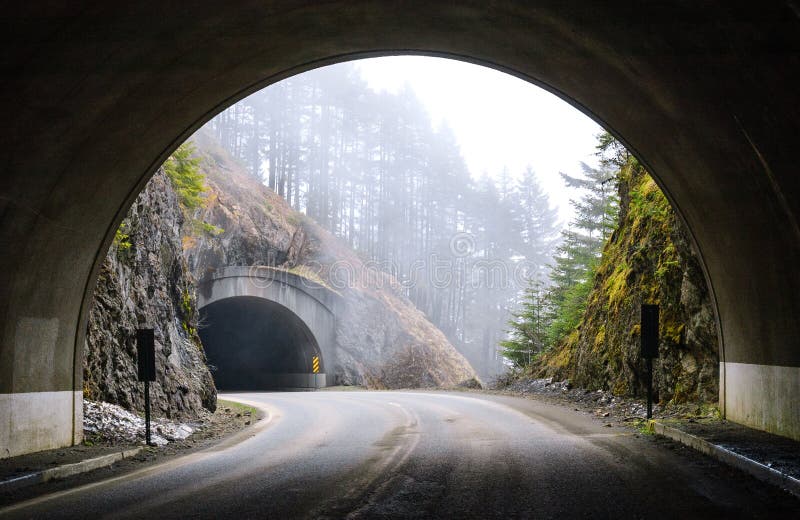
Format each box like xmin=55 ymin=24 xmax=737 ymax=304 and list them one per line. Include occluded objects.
xmin=205 ymin=58 xmax=602 ymax=379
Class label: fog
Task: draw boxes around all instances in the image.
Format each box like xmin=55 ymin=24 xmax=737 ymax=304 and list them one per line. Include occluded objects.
xmin=208 ymin=57 xmax=609 ymax=379
xmin=356 ymin=56 xmax=604 ymax=224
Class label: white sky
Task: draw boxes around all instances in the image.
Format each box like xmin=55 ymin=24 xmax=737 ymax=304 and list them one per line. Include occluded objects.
xmin=354 ymin=56 xmax=604 ymax=224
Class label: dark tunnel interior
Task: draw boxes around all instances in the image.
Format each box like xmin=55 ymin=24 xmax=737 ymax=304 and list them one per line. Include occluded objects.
xmin=199 ymin=296 xmax=322 ymax=390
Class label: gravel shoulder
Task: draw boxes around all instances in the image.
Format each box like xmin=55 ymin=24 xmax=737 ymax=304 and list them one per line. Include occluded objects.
xmin=476 ymin=376 xmax=800 ymax=483
xmin=0 ymin=399 xmax=261 ymax=506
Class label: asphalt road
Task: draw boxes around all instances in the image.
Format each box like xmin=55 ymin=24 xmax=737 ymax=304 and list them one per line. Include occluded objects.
xmin=1 ymin=391 xmax=797 ymax=519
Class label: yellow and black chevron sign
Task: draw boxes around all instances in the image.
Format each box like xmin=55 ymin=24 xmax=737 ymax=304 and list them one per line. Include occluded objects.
xmin=312 ymin=356 xmax=320 ymax=374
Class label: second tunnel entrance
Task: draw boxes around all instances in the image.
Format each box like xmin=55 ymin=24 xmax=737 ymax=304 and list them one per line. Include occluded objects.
xmin=199 ymin=296 xmax=325 ymax=390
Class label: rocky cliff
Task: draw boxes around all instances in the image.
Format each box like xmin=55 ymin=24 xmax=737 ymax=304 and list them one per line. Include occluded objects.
xmin=83 ymin=169 xmax=216 ymax=418
xmin=185 ymin=129 xmax=479 ymax=388
xmin=537 ymin=160 xmax=718 ymax=404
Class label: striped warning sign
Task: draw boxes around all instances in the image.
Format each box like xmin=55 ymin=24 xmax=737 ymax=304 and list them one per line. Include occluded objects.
xmin=312 ymin=356 xmax=320 ymax=374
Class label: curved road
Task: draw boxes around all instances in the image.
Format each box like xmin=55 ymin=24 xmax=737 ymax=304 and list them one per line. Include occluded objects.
xmin=1 ymin=391 xmax=796 ymax=518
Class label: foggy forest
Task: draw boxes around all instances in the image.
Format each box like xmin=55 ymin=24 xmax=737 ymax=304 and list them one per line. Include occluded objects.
xmin=206 ymin=62 xmax=617 ymax=377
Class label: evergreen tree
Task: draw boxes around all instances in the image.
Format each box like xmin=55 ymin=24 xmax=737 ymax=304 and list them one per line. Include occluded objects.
xmin=500 ymin=280 xmax=548 ymax=367
xmin=544 ymin=135 xmax=621 ymax=347
xmin=164 ymin=142 xmax=205 ymax=211
xmin=596 ymin=131 xmax=631 ymax=171
xmin=513 ymin=166 xmax=560 ymax=273
xmin=560 ymin=162 xmax=618 ymax=252
xmin=498 ymin=132 xmax=623 ymax=366
xmin=163 ymin=142 xmax=223 ymax=237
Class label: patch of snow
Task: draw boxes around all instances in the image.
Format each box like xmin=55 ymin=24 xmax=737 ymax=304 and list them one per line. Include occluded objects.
xmin=83 ymin=400 xmax=194 ymax=446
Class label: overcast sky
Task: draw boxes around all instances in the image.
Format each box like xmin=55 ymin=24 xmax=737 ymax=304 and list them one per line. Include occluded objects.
xmin=354 ymin=56 xmax=604 ymax=224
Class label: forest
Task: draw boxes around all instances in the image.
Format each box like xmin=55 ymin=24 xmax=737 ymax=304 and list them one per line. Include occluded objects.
xmin=205 ymin=60 xmax=719 ymax=403
xmin=501 ymin=135 xmax=624 ymax=366
xmin=206 ymin=63 xmax=616 ymax=377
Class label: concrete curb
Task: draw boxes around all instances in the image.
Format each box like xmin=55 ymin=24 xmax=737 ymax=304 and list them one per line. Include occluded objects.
xmin=0 ymin=447 xmax=142 ymax=492
xmin=651 ymin=421 xmax=800 ymax=499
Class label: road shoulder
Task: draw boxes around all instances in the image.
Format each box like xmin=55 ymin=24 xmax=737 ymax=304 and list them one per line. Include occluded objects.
xmin=0 ymin=397 xmax=264 ymax=507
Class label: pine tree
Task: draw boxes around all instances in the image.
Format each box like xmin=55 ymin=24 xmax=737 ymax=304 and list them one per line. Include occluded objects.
xmin=544 ymin=135 xmax=621 ymax=347
xmin=513 ymin=166 xmax=560 ymax=274
xmin=163 ymin=142 xmax=205 ymax=211
xmin=560 ymin=162 xmax=618 ymax=251
xmin=500 ymin=280 xmax=548 ymax=367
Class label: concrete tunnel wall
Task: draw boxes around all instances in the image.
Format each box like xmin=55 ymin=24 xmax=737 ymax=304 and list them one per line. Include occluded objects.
xmin=197 ymin=267 xmax=338 ymax=390
xmin=1 ymin=2 xmax=800 ymax=456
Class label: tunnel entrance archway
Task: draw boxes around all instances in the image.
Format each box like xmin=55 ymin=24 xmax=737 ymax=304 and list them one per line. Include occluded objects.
xmin=2 ymin=3 xmax=800 ymax=457
xmin=200 ymin=297 xmax=325 ymax=390
xmin=197 ymin=266 xmax=339 ymax=391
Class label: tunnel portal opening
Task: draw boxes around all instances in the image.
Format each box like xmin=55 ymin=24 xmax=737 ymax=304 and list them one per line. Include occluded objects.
xmin=199 ymin=296 xmax=324 ymax=390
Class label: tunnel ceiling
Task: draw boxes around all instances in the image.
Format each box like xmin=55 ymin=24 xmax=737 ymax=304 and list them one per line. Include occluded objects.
xmin=200 ymin=297 xmax=322 ymax=390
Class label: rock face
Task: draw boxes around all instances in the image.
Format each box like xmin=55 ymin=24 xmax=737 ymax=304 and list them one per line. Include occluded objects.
xmin=85 ymin=128 xmax=478 ymax=410
xmin=83 ymin=169 xmax=216 ymax=418
xmin=185 ymin=130 xmax=479 ymax=388
xmin=306 ymin=227 xmax=479 ymax=388
xmin=538 ymin=162 xmax=718 ymax=404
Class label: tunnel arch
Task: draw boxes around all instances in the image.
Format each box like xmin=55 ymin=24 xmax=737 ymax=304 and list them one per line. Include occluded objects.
xmin=197 ymin=266 xmax=339 ymax=390
xmin=2 ymin=3 xmax=800 ymax=456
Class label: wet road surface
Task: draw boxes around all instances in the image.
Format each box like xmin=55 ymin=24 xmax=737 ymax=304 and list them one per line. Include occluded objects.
xmin=1 ymin=391 xmax=797 ymax=518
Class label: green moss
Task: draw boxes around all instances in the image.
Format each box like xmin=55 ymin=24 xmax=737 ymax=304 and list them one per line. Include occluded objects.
xmin=113 ymin=222 xmax=132 ymax=250
xmin=663 ymin=321 xmax=684 ymax=344
xmin=672 ymin=379 xmax=693 ymax=403
xmin=630 ymin=323 xmax=641 ymax=337
xmin=632 ymin=418 xmax=656 ymax=435
xmin=180 ymin=289 xmax=198 ymax=338
xmin=548 ymin=338 xmax=575 ymax=371
xmin=82 ymin=380 xmax=93 ymax=400
xmin=594 ymin=325 xmax=606 ymax=351
xmin=217 ymin=399 xmax=259 ymax=419
xmin=164 ymin=142 xmax=206 ymax=211
xmin=698 ymin=403 xmax=721 ymax=419
xmin=603 ymin=262 xmax=631 ymax=310
xmin=181 ymin=288 xmax=192 ymax=315
xmin=196 ymin=221 xmax=224 ymax=237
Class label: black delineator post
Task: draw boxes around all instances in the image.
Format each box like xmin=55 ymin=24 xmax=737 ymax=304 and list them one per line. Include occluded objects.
xmin=137 ymin=328 xmax=156 ymax=446
xmin=646 ymin=357 xmax=653 ymax=419
xmin=144 ymin=378 xmax=151 ymax=445
xmin=640 ymin=304 xmax=659 ymax=420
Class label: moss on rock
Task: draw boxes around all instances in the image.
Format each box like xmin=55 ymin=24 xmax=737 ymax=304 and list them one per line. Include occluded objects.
xmin=537 ymin=161 xmax=718 ymax=404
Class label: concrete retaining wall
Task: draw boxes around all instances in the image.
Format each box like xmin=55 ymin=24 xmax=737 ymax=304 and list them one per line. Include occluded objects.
xmin=721 ymin=362 xmax=800 ymax=441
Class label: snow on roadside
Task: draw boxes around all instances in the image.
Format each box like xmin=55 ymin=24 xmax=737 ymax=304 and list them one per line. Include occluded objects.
xmin=83 ymin=400 xmax=196 ymax=446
